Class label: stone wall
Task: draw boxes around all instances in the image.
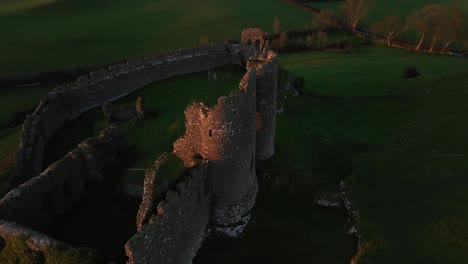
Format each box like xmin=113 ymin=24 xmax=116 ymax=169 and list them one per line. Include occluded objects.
xmin=103 ymin=97 xmax=145 ymax=123
xmin=0 ymin=29 xmax=276 ymax=263
xmin=11 ymin=43 xmax=256 ymax=190
xmin=248 ymin=51 xmax=278 ymax=160
xmin=0 ymin=220 xmax=98 ymax=264
xmin=0 ymin=126 xmax=120 ymax=230
xmin=126 ymin=43 xmax=279 ymax=263
xmin=125 ymin=166 xmax=210 ymax=264
xmin=241 ymin=28 xmax=268 ymax=52
xmin=136 ymin=153 xmax=186 ymax=231
xmin=174 ymin=69 xmax=258 ymax=230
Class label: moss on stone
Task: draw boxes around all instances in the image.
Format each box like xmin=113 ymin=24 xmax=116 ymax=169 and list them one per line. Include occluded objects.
xmin=0 ymin=234 xmax=99 ymax=264
xmin=154 ymin=152 xmax=185 ymax=184
xmin=0 ymin=235 xmax=45 ymax=264
xmin=44 ymin=243 xmax=99 ymax=264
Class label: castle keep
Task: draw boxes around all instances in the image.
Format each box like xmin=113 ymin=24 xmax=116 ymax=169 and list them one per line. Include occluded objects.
xmin=0 ymin=29 xmax=277 ymax=264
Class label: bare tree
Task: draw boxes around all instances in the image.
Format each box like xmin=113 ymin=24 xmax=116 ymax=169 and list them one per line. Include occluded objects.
xmin=306 ymin=34 xmax=314 ymax=48
xmin=273 ymin=16 xmax=281 ymax=34
xmin=408 ymin=5 xmax=465 ymax=53
xmin=370 ymin=14 xmax=405 ymax=46
xmin=312 ymin=9 xmax=339 ymax=29
xmin=278 ymin=32 xmax=288 ymax=51
xmin=340 ymin=0 xmax=373 ymax=33
xmin=436 ymin=6 xmax=465 ymax=53
xmin=407 ymin=10 xmax=430 ymax=51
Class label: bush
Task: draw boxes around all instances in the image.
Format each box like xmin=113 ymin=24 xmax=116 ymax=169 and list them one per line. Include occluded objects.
xmin=402 ymin=66 xmax=420 ymax=79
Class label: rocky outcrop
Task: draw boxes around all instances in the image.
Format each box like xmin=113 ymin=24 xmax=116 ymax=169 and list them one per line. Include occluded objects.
xmin=0 ymin=126 xmax=120 ymax=230
xmin=125 ymin=166 xmax=211 ymax=264
xmin=11 ymin=43 xmax=256 ymax=192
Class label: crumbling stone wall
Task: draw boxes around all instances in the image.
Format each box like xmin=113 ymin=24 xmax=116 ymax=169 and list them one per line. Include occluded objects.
xmin=1 ymin=29 xmax=275 ymax=264
xmin=0 ymin=126 xmax=120 ymax=230
xmin=125 ymin=40 xmax=279 ymax=263
xmin=0 ymin=220 xmax=98 ymax=264
xmin=103 ymin=97 xmax=145 ymax=123
xmin=136 ymin=153 xmax=186 ymax=231
xmin=247 ymin=51 xmax=278 ymax=159
xmin=241 ymin=28 xmax=267 ymax=52
xmin=125 ymin=165 xmax=210 ymax=264
xmin=174 ymin=69 xmax=258 ymax=230
xmin=11 ymin=43 xmax=256 ymax=191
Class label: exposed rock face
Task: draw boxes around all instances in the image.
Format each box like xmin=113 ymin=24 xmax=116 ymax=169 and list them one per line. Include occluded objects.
xmin=247 ymin=51 xmax=278 ymax=160
xmin=125 ymin=166 xmax=211 ymax=264
xmin=0 ymin=126 xmax=120 ymax=230
xmin=11 ymin=43 xmax=256 ymax=192
xmin=174 ymin=69 xmax=258 ymax=229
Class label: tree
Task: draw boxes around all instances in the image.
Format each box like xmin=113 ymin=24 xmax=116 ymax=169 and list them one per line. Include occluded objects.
xmin=370 ymin=14 xmax=405 ymax=46
xmin=306 ymin=34 xmax=314 ymax=48
xmin=273 ymin=16 xmax=281 ymax=34
xmin=340 ymin=0 xmax=373 ymax=33
xmin=435 ymin=6 xmax=465 ymax=53
xmin=199 ymin=34 xmax=209 ymax=45
xmin=278 ymin=32 xmax=288 ymax=51
xmin=316 ymin=31 xmax=328 ymax=49
xmin=312 ymin=9 xmax=339 ymax=29
xmin=408 ymin=5 xmax=465 ymax=53
xmin=407 ymin=10 xmax=430 ymax=51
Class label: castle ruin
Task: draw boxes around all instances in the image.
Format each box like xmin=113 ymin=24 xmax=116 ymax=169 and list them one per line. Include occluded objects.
xmin=0 ymin=29 xmax=277 ymax=264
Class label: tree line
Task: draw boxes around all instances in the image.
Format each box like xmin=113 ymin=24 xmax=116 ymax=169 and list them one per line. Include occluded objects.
xmin=292 ymin=0 xmax=467 ymax=53
xmin=341 ymin=0 xmax=466 ymax=53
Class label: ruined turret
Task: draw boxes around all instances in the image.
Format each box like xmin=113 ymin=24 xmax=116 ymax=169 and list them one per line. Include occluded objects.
xmin=248 ymin=49 xmax=278 ymax=160
xmin=241 ymin=28 xmax=268 ymax=53
xmin=174 ymin=69 xmax=258 ymax=233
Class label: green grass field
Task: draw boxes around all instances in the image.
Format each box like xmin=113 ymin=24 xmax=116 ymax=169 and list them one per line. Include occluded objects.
xmin=277 ymin=45 xmax=468 ymax=263
xmin=0 ymin=0 xmax=311 ymax=75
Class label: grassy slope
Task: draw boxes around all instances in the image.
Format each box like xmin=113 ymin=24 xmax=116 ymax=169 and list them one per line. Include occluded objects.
xmin=348 ymin=72 xmax=468 ymax=263
xmin=0 ymin=0 xmax=311 ymax=75
xmin=278 ymin=46 xmax=468 ymax=263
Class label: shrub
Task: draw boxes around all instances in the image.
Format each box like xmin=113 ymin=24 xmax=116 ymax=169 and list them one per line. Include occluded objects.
xmin=402 ymin=66 xmax=420 ymax=79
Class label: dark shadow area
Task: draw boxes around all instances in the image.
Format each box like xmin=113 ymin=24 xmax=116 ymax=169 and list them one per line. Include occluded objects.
xmin=46 ymin=180 xmax=140 ymax=263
